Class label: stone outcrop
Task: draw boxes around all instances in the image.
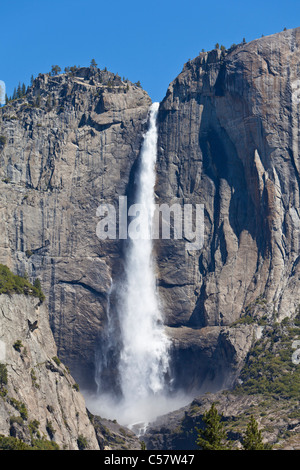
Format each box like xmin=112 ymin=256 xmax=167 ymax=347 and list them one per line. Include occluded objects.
xmin=0 ymin=293 xmax=99 ymax=449
xmin=155 ymin=27 xmax=300 ymax=390
xmin=0 ymin=68 xmax=151 ymax=388
xmin=143 ymin=390 xmax=300 ymax=450
xmin=165 ymin=323 xmax=260 ymax=392
xmin=90 ymin=414 xmax=142 ymax=450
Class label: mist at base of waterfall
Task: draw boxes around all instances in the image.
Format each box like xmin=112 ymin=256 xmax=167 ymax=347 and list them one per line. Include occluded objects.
xmin=84 ymin=389 xmax=194 ymax=434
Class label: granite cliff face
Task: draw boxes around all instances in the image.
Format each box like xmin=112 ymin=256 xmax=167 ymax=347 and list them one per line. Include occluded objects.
xmin=0 ymin=28 xmax=300 ymax=405
xmin=0 ymin=68 xmax=151 ymax=388
xmin=155 ymin=27 xmax=300 ymax=391
xmin=0 ymin=293 xmax=99 ymax=449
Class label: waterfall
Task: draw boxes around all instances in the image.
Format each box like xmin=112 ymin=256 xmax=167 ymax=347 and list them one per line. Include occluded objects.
xmin=87 ymin=102 xmax=191 ymax=428
xmin=117 ymin=102 xmax=171 ymax=418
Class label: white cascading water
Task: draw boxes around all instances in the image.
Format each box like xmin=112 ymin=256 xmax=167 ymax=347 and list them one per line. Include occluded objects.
xmin=117 ymin=102 xmax=171 ymax=426
xmin=87 ymin=103 xmax=191 ymax=430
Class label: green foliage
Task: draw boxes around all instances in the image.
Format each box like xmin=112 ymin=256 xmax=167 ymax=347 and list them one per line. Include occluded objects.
xmin=232 ymin=314 xmax=255 ymax=326
xmin=33 ymin=278 xmax=42 ymax=291
xmin=13 ymin=340 xmax=23 ymax=352
xmin=195 ymin=407 xmax=274 ymax=450
xmin=234 ymin=318 xmax=300 ymax=399
xmin=30 ymin=369 xmax=40 ymax=389
xmin=0 ymin=387 xmax=7 ymax=398
xmin=0 ymin=135 xmax=7 ymax=146
xmin=34 ymin=278 xmax=45 ymax=302
xmin=0 ymin=434 xmax=32 ymax=450
xmin=0 ymin=363 xmax=8 ymax=388
xmin=29 ymin=419 xmax=40 ymax=435
xmin=196 ymin=403 xmax=230 ymax=450
xmin=31 ymin=438 xmax=60 ymax=450
xmin=51 ymin=65 xmax=61 ymax=76
xmin=5 ymin=81 xmax=27 ymax=103
xmin=0 ymin=434 xmax=59 ymax=450
xmin=72 ymin=383 xmax=80 ymax=392
xmin=77 ymin=434 xmax=88 ymax=450
xmin=9 ymin=398 xmax=28 ymax=420
xmin=0 ymin=264 xmax=45 ymax=302
xmin=242 ymin=415 xmax=270 ymax=450
xmin=10 ymin=415 xmax=24 ymax=426
xmin=140 ymin=440 xmax=147 ymax=450
xmin=46 ymin=419 xmax=55 ymax=439
xmin=52 ymin=356 xmax=61 ymax=366
xmin=69 ymin=65 xmax=78 ymax=75
xmin=90 ymin=58 xmax=97 ymax=69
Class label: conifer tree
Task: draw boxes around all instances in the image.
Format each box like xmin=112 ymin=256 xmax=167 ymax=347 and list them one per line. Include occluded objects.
xmin=51 ymin=65 xmax=61 ymax=76
xmin=90 ymin=58 xmax=97 ymax=69
xmin=17 ymin=82 xmax=22 ymax=99
xmin=0 ymin=363 xmax=8 ymax=388
xmin=242 ymin=415 xmax=269 ymax=450
xmin=69 ymin=65 xmax=77 ymax=75
xmin=196 ymin=403 xmax=230 ymax=450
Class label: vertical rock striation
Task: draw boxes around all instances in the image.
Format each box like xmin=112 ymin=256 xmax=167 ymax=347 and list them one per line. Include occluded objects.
xmin=156 ymin=27 xmax=300 ymax=391
xmin=0 ymin=67 xmax=151 ymax=388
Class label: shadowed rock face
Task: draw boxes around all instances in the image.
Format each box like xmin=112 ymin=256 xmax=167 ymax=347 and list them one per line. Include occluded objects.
xmin=156 ymin=27 xmax=300 ymax=391
xmin=0 ymin=67 xmax=151 ymax=389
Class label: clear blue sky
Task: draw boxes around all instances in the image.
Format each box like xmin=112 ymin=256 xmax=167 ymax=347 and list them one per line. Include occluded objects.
xmin=1 ymin=0 xmax=300 ymax=103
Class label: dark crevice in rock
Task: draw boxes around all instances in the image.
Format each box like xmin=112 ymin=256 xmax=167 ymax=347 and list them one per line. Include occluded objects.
xmin=57 ymin=279 xmax=107 ymax=298
xmin=158 ymin=279 xmax=191 ymax=289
